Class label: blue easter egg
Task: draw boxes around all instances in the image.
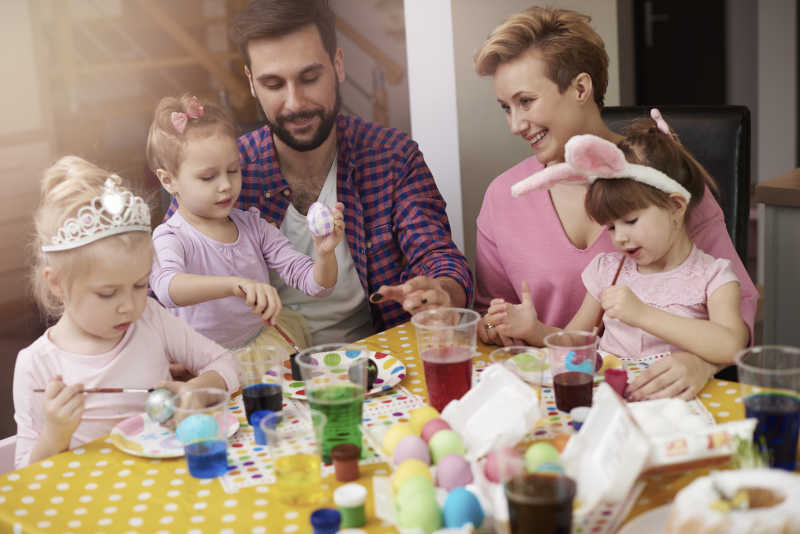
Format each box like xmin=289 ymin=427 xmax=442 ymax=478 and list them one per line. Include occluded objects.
xmin=535 ymin=462 xmax=565 ymax=474
xmin=442 ymin=487 xmax=484 ymax=529
xmin=176 ymin=414 xmax=219 ymax=444
xmin=565 ymin=351 xmax=594 ymax=375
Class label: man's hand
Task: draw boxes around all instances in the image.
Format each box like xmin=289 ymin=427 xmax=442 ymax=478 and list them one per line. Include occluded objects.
xmin=371 ymin=276 xmax=461 ymax=315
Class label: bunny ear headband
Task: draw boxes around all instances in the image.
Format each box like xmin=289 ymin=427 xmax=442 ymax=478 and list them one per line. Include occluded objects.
xmin=510 ymin=111 xmax=691 ymax=202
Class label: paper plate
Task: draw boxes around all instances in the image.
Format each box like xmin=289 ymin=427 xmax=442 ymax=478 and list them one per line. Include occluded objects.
xmin=283 ymin=350 xmax=406 ymax=399
xmin=617 ymin=504 xmax=670 ymax=534
xmin=110 ymin=412 xmax=239 ymax=459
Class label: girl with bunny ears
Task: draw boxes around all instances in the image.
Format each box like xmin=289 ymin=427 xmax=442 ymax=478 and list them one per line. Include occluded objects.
xmin=486 ymin=120 xmax=749 ymax=378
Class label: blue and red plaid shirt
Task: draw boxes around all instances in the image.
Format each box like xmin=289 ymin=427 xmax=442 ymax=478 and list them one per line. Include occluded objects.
xmin=167 ymin=114 xmax=473 ymax=331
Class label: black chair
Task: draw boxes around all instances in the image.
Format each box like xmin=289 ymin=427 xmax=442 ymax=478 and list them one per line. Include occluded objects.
xmin=603 ymin=106 xmax=752 ymax=382
xmin=602 ymin=106 xmax=751 ymax=263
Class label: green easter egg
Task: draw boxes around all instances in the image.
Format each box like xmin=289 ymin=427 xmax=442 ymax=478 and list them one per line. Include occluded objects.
xmin=396 ymin=491 xmax=442 ymax=534
xmin=524 ymin=442 xmax=562 ymax=473
xmin=397 ymin=475 xmax=436 ymax=502
xmin=513 ymin=352 xmax=548 ymax=372
xmin=428 ymin=430 xmax=466 ymax=464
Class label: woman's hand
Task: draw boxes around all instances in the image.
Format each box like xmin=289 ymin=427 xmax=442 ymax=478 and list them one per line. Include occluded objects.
xmin=312 ymin=202 xmax=345 ymax=255
xmin=626 ymin=351 xmax=717 ymax=400
xmin=483 ymin=281 xmax=538 ymax=345
xmin=41 ymin=377 xmax=85 ymax=448
xmin=234 ymin=279 xmax=282 ymax=325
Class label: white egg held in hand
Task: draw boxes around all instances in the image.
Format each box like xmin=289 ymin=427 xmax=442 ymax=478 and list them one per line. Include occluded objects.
xmin=307 ymin=202 xmax=335 ymax=237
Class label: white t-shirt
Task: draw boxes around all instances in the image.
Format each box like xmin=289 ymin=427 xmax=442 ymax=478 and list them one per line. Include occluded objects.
xmin=270 ymin=158 xmax=374 ymax=344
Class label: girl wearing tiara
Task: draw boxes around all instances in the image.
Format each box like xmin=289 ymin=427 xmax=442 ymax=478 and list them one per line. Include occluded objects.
xmin=13 ymin=157 xmax=239 ymax=468
xmin=147 ymin=95 xmax=344 ymax=351
xmin=485 ymin=118 xmax=749 ymax=384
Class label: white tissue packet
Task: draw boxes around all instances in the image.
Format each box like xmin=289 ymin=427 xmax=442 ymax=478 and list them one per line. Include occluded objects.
xmin=441 ymin=363 xmax=542 ymax=461
xmin=561 ymin=383 xmax=650 ymax=510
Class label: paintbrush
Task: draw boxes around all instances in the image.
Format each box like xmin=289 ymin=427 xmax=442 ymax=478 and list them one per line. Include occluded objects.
xmin=33 ymin=387 xmax=154 ymax=393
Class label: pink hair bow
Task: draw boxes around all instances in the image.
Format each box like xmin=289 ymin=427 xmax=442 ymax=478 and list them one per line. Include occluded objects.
xmin=510 ymin=134 xmax=692 ymax=202
xmin=170 ymin=96 xmax=205 ymax=134
xmin=650 ymin=108 xmax=670 ymax=135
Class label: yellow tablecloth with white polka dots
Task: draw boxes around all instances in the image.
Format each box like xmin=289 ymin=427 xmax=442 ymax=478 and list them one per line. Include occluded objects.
xmin=0 ymin=323 xmax=762 ymax=533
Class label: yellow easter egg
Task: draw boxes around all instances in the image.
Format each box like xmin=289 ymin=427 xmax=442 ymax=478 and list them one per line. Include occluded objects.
xmin=392 ymin=458 xmax=433 ymax=493
xmin=409 ymin=406 xmax=440 ymax=434
xmin=598 ymin=354 xmax=623 ymax=375
xmin=382 ymin=423 xmax=417 ymax=456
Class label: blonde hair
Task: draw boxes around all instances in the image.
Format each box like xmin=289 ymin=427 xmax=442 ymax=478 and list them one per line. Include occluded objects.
xmin=31 ymin=156 xmax=153 ymax=319
xmin=474 ymin=6 xmax=609 ymax=108
xmin=145 ymin=94 xmax=238 ymax=176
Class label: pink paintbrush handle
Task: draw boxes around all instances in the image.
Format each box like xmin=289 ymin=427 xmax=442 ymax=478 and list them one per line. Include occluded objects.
xmin=33 ymin=387 xmax=153 ymax=393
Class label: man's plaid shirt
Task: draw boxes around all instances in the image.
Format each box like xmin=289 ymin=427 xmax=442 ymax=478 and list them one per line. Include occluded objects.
xmin=168 ymin=114 xmax=473 ymax=331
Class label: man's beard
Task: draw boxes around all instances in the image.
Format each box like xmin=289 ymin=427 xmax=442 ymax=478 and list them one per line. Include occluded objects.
xmin=265 ymin=87 xmax=341 ymax=152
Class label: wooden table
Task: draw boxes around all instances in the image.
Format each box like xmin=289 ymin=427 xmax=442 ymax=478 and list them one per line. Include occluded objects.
xmin=0 ymin=324 xmax=755 ymax=533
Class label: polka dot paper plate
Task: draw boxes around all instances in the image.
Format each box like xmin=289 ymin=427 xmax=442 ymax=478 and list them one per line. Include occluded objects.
xmin=283 ymin=350 xmax=406 ymax=399
xmin=110 ymin=412 xmax=239 ymax=459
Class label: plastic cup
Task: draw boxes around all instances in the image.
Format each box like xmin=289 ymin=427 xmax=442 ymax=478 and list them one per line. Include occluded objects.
xmin=173 ymin=388 xmax=231 ymax=479
xmin=504 ymin=473 xmax=576 ymax=534
xmin=261 ymin=408 xmax=327 ymax=505
xmin=544 ymin=331 xmax=598 ymax=413
xmin=412 ymin=308 xmax=480 ymax=412
xmin=233 ymin=345 xmax=286 ymax=425
xmin=490 ymin=346 xmax=548 ymax=386
xmin=296 ymin=343 xmax=369 ymax=463
xmin=735 ymin=345 xmax=800 ymax=470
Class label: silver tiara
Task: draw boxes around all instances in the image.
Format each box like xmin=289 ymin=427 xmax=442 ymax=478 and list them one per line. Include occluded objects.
xmin=41 ymin=175 xmax=151 ymax=252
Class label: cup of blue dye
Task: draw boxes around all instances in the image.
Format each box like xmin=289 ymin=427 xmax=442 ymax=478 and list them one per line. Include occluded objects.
xmin=234 ymin=345 xmax=286 ymax=425
xmin=174 ymin=387 xmax=231 ymax=479
xmin=249 ymin=410 xmax=275 ymax=445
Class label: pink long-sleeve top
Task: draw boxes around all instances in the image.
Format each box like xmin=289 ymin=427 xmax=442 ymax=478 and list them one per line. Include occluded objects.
xmin=13 ymin=298 xmax=239 ymax=468
xmin=475 ymin=156 xmax=758 ymax=342
xmin=150 ymin=207 xmax=332 ymax=348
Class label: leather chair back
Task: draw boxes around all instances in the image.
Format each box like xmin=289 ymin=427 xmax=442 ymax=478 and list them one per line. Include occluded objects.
xmin=602 ymin=106 xmax=751 ymax=261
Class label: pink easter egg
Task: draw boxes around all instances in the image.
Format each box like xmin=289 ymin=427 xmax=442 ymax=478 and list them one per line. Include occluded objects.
xmin=483 ymin=447 xmax=524 ymax=484
xmin=435 ymin=453 xmax=473 ymax=491
xmin=393 ymin=435 xmax=431 ymax=466
xmin=420 ymin=418 xmax=451 ymax=443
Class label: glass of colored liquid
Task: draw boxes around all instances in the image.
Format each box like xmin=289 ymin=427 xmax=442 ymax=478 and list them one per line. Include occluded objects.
xmin=234 ymin=345 xmax=286 ymax=424
xmin=296 ymin=343 xmax=369 ymax=463
xmin=173 ymin=387 xmax=231 ymax=479
xmin=544 ymin=330 xmax=598 ymax=413
xmin=504 ymin=473 xmax=576 ymax=534
xmin=735 ymin=345 xmax=800 ymax=470
xmin=412 ymin=307 xmax=480 ymax=412
xmin=261 ymin=408 xmax=327 ymax=505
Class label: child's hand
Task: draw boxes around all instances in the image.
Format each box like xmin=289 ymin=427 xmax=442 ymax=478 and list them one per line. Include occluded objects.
xmin=485 ymin=281 xmax=538 ymax=343
xmin=234 ymin=280 xmax=282 ymax=325
xmin=599 ymin=285 xmax=645 ymax=326
xmin=312 ymin=202 xmax=345 ymax=255
xmin=41 ymin=377 xmax=84 ymax=448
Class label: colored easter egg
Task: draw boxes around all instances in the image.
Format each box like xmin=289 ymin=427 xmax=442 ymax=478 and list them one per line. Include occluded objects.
xmin=442 ymin=487 xmax=484 ymax=529
xmin=565 ymin=351 xmax=594 ymax=375
xmin=396 ymin=475 xmax=436 ymax=503
xmin=524 ymin=442 xmax=561 ymax=473
xmin=392 ymin=458 xmax=432 ymax=493
xmin=420 ymin=418 xmax=451 ymax=443
xmin=409 ymin=405 xmax=440 ymax=434
xmin=307 ymin=202 xmax=335 ymax=237
xmin=483 ymin=446 xmax=524 ymax=484
xmin=428 ymin=430 xmax=466 ymax=464
xmin=435 ymin=453 xmax=473 ymax=491
xmin=382 ymin=423 xmax=416 ymax=456
xmin=145 ymin=387 xmax=177 ymax=424
xmin=396 ymin=490 xmax=442 ymax=534
xmin=394 ymin=435 xmax=431 ymax=466
xmin=176 ymin=413 xmax=219 ymax=444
